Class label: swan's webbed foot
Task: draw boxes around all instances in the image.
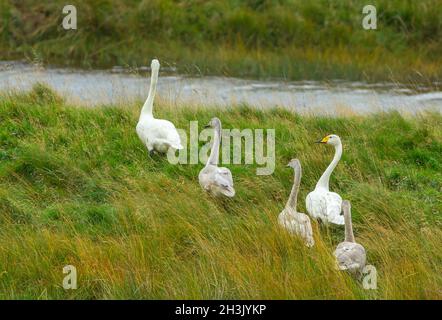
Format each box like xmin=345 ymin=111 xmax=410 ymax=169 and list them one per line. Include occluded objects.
xmin=148 ymin=149 xmax=155 ymax=157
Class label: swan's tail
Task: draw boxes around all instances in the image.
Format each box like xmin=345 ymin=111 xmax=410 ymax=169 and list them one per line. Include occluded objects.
xmin=220 ymin=186 xmax=235 ymax=197
xmin=171 ymin=143 xmax=184 ymax=150
xmin=329 ymin=214 xmax=345 ymax=225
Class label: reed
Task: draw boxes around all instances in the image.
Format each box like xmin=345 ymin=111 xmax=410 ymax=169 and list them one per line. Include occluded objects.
xmin=1 ymin=0 xmax=441 ymax=81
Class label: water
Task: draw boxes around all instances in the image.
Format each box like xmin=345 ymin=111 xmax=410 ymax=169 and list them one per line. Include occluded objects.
xmin=1 ymin=61 xmax=441 ymax=114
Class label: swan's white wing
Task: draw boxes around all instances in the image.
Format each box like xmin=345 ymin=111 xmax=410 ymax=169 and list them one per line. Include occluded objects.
xmin=136 ymin=121 xmax=146 ymax=143
xmin=306 ymin=191 xmax=326 ymax=220
xmin=216 ymin=167 xmax=234 ymax=186
xmin=306 ymin=190 xmax=343 ymax=225
xmin=149 ymin=119 xmax=176 ymax=137
xmin=138 ymin=118 xmax=183 ymax=151
xmin=164 ymin=121 xmax=183 ymax=149
xmin=324 ymin=192 xmax=344 ymax=225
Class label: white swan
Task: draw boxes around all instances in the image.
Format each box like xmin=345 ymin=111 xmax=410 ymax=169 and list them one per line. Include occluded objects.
xmin=136 ymin=59 xmax=183 ymax=155
xmin=278 ymin=159 xmax=315 ymax=247
xmin=334 ymin=200 xmax=366 ymax=276
xmin=198 ymin=118 xmax=235 ymax=197
xmin=306 ymin=134 xmax=344 ymax=225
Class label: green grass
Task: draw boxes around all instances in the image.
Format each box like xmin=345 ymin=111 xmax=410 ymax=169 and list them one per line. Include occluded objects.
xmin=0 ymin=84 xmax=441 ymax=299
xmin=1 ymin=0 xmax=442 ymax=82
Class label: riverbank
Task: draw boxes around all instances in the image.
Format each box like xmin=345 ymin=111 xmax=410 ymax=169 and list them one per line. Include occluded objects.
xmin=0 ymin=86 xmax=441 ymax=299
xmin=1 ymin=0 xmax=441 ymax=82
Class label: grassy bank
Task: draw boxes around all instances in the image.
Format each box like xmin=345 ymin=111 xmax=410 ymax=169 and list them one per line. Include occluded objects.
xmin=1 ymin=0 xmax=442 ymax=82
xmin=0 ymin=85 xmax=441 ymax=299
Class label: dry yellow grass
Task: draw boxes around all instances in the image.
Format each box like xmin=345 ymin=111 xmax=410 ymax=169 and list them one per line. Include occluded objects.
xmin=0 ymin=87 xmax=441 ymax=299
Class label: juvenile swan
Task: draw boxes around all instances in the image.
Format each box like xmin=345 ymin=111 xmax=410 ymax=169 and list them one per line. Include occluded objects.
xmin=136 ymin=59 xmax=183 ymax=155
xmin=198 ymin=118 xmax=235 ymax=197
xmin=278 ymin=159 xmax=315 ymax=247
xmin=334 ymin=200 xmax=366 ymax=276
xmin=306 ymin=134 xmax=344 ymax=225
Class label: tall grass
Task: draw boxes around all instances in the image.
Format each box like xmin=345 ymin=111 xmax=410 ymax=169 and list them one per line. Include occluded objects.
xmin=1 ymin=0 xmax=441 ymax=81
xmin=0 ymin=85 xmax=441 ymax=299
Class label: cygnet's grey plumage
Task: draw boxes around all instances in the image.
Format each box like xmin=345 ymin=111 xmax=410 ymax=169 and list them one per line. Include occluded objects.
xmin=334 ymin=200 xmax=366 ymax=276
xmin=199 ymin=117 xmax=235 ymax=197
xmin=278 ymin=159 xmax=314 ymax=247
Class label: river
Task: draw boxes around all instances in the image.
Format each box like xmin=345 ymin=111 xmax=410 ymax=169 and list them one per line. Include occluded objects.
xmin=1 ymin=61 xmax=441 ymax=114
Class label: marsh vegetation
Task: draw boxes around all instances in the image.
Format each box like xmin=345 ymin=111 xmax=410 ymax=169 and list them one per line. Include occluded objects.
xmin=0 ymin=85 xmax=440 ymax=299
xmin=1 ymin=0 xmax=442 ymax=81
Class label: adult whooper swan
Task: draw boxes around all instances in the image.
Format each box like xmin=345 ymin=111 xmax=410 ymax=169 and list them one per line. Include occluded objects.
xmin=136 ymin=59 xmax=183 ymax=155
xmin=198 ymin=118 xmax=235 ymax=197
xmin=334 ymin=200 xmax=366 ymax=276
xmin=278 ymin=159 xmax=315 ymax=247
xmin=306 ymin=134 xmax=344 ymax=225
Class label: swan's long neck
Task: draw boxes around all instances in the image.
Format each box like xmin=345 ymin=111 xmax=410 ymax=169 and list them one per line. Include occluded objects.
xmin=344 ymin=205 xmax=355 ymax=243
xmin=207 ymin=120 xmax=221 ymax=166
xmin=316 ymin=142 xmax=342 ymax=190
xmin=140 ymin=66 xmax=159 ymax=119
xmin=286 ymin=164 xmax=301 ymax=211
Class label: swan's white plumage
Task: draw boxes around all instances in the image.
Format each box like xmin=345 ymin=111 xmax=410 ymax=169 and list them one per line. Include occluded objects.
xmin=334 ymin=201 xmax=366 ymax=276
xmin=136 ymin=118 xmax=182 ymax=153
xmin=136 ymin=59 xmax=183 ymax=154
xmin=306 ymin=134 xmax=344 ymax=225
xmin=306 ymin=190 xmax=344 ymax=225
xmin=278 ymin=159 xmax=314 ymax=247
xmin=199 ymin=118 xmax=235 ymax=197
